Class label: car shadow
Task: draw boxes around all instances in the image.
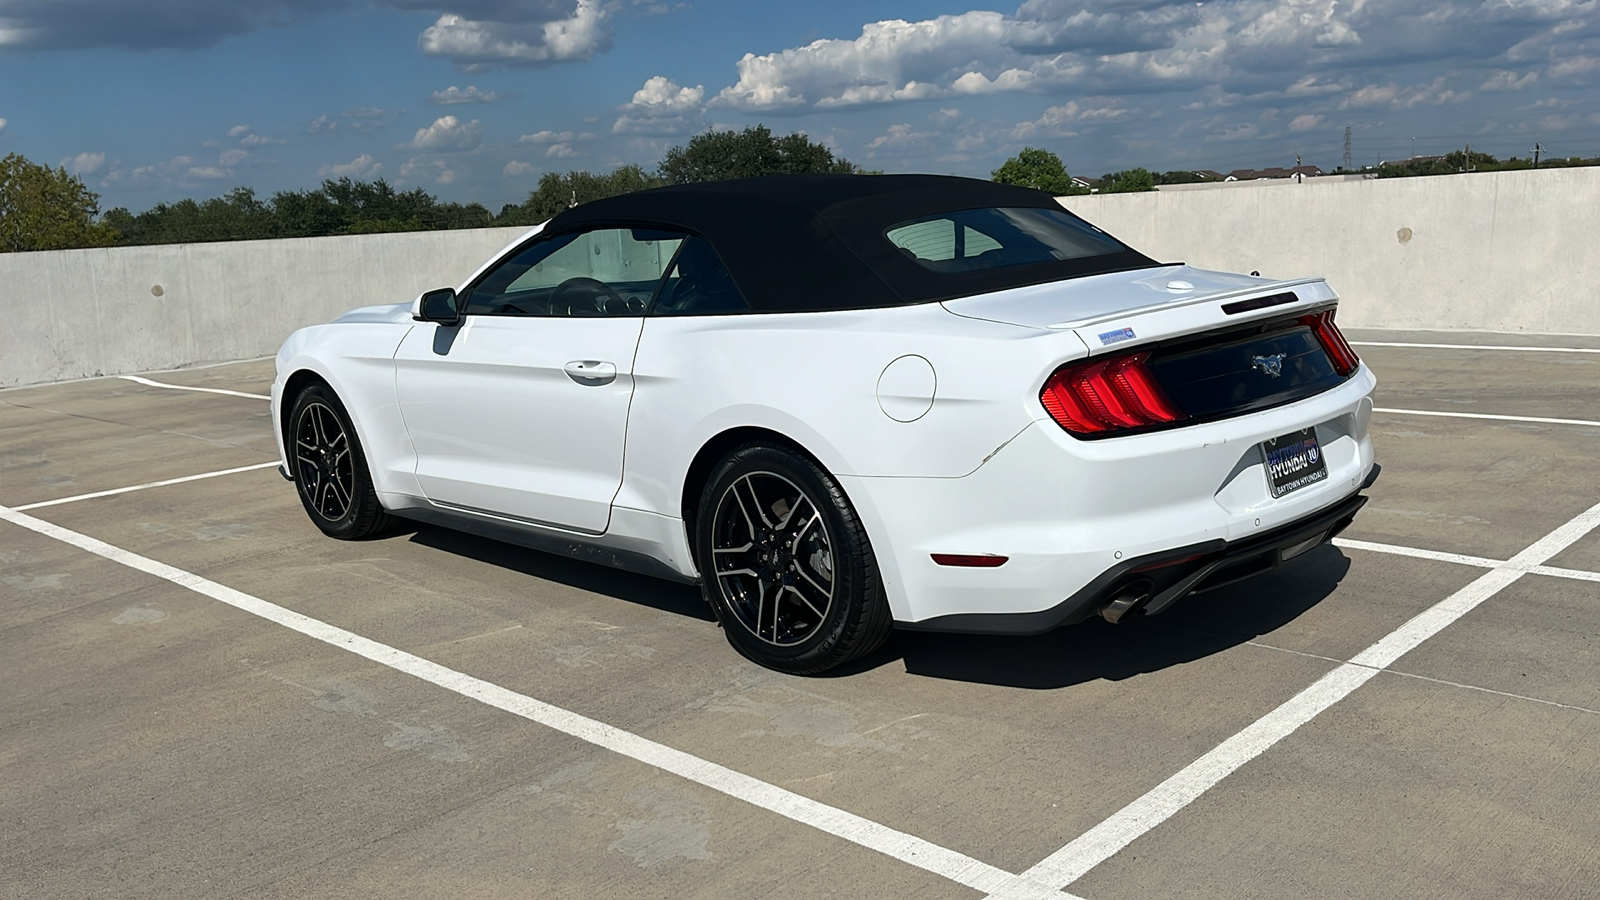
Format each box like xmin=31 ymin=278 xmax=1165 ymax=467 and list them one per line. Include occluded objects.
xmin=396 ymin=519 xmax=1348 ymax=688
xmin=833 ymin=544 xmax=1352 ymax=689
xmin=402 ymin=522 xmax=716 ymax=623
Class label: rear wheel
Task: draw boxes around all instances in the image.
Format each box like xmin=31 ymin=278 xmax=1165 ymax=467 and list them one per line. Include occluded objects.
xmin=288 ymin=382 xmax=394 ymax=539
xmin=696 ymin=443 xmax=892 ymax=674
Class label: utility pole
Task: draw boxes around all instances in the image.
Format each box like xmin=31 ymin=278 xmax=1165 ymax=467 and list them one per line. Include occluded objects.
xmin=1411 ymin=136 xmax=1416 ymax=159
xmin=1295 ymin=152 xmax=1303 ymax=183
xmin=1343 ymin=127 xmax=1352 ymax=170
xmin=1531 ymin=142 xmax=1542 ymax=168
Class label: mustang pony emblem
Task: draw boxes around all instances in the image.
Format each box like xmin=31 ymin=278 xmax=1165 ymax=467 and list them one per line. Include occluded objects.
xmin=1251 ymin=353 xmax=1286 ymax=378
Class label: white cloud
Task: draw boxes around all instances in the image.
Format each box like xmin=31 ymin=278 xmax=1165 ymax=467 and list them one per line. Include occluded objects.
xmin=713 ymin=12 xmax=1009 ymax=111
xmin=1282 ymin=75 xmax=1345 ymax=98
xmin=1340 ymin=77 xmax=1470 ymax=110
xmin=865 ymin=123 xmax=931 ymax=152
xmin=951 ymin=68 xmax=1039 ymax=95
xmin=503 ymin=160 xmax=535 ymax=176
xmin=310 ymin=107 xmax=394 ymax=134
xmin=100 ymin=153 xmax=247 ymax=191
xmin=1341 ymin=82 xmax=1401 ymax=108
xmin=1288 ymin=113 xmax=1324 ymax=132
xmin=61 ymin=151 xmax=106 ymax=175
xmin=612 ymin=75 xmax=707 ymax=135
xmin=431 ymin=85 xmax=500 ymax=104
xmin=402 ymin=115 xmax=483 ymax=152
xmin=227 ymin=124 xmax=251 ymax=138
xmin=519 ymin=129 xmax=573 ymax=144
xmin=218 ymin=148 xmax=249 ymax=167
xmin=692 ymin=0 xmax=1593 ymax=118
xmin=240 ymin=132 xmax=286 ymax=146
xmin=319 ymin=154 xmax=383 ymax=178
xmin=1205 ymin=121 xmax=1262 ymax=143
xmin=1481 ymin=70 xmax=1539 ymax=91
xmin=816 ymin=80 xmax=943 ymax=108
xmin=1548 ymin=55 xmax=1600 ymax=80
xmin=418 ymin=0 xmax=611 ymax=68
xmin=1011 ymin=98 xmax=1132 ymax=139
xmin=546 ymin=142 xmax=578 ymax=158
xmin=0 ymin=117 xmax=6 ymax=134
xmin=399 ymin=156 xmax=457 ymax=185
xmin=622 ymin=75 xmax=704 ymax=114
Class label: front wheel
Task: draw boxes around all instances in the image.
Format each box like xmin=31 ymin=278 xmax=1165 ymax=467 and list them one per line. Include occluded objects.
xmin=696 ymin=443 xmax=892 ymax=674
xmin=287 ymin=382 xmax=394 ymax=539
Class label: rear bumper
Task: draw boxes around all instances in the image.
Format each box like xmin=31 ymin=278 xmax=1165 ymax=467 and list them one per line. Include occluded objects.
xmin=839 ymin=363 xmax=1378 ymax=627
xmin=900 ymin=478 xmax=1372 ymax=635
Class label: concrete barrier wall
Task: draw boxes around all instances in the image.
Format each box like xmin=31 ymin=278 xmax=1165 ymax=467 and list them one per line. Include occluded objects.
xmin=0 ymin=226 xmax=530 ymax=388
xmin=3 ymin=167 xmax=1596 ymax=388
xmin=1059 ymin=166 xmax=1600 ymax=335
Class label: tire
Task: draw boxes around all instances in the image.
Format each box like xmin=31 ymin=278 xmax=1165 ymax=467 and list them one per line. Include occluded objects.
xmin=695 ymin=442 xmax=892 ymax=674
xmin=287 ymin=382 xmax=395 ymax=540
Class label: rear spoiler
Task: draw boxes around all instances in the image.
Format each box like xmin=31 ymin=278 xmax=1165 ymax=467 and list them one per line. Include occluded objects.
xmin=1055 ymin=277 xmax=1336 ymax=355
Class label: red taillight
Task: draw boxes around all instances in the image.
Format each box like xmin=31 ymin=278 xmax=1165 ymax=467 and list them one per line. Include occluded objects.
xmin=1299 ymin=310 xmax=1359 ymax=375
xmin=1040 ymin=351 xmax=1186 ymax=436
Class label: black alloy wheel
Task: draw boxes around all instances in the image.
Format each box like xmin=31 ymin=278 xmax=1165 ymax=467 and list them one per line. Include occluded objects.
xmin=288 ymin=382 xmax=393 ymax=539
xmin=697 ymin=443 xmax=892 ymax=674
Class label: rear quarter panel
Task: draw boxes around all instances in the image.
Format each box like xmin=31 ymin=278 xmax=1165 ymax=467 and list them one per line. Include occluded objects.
xmin=616 ymin=302 xmax=1089 ymax=517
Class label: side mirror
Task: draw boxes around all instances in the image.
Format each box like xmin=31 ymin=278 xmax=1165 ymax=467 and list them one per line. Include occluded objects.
xmin=414 ymin=287 xmax=461 ymax=325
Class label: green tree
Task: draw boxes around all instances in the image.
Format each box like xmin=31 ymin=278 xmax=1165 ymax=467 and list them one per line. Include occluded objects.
xmin=0 ymin=153 xmax=120 ymax=252
xmin=499 ymin=164 xmax=666 ymax=225
xmin=990 ymin=147 xmax=1087 ymax=195
xmin=1156 ymin=170 xmax=1214 ymax=185
xmin=1099 ymin=168 xmax=1157 ymax=193
xmin=657 ymin=125 xmax=860 ymax=184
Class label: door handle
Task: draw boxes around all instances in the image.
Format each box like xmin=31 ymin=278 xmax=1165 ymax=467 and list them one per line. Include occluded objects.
xmin=564 ymin=360 xmax=617 ymax=386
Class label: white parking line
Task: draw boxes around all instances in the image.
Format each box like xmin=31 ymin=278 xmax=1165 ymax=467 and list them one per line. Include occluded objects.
xmin=1332 ymin=537 xmax=1503 ymax=569
xmin=1352 ymin=341 xmax=1600 ymax=354
xmin=119 ymin=374 xmax=270 ymax=401
xmin=1532 ymin=564 xmax=1600 ymax=583
xmin=0 ymin=503 xmax=1076 ymax=900
xmin=12 ymin=462 xmax=281 ymax=511
xmin=985 ymin=499 xmax=1600 ymax=896
xmin=1373 ymin=407 xmax=1600 ymax=429
xmin=1335 ymin=537 xmax=1600 ymax=584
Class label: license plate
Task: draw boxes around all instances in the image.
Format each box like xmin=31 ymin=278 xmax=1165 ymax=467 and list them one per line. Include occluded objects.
xmin=1262 ymin=427 xmax=1328 ymax=498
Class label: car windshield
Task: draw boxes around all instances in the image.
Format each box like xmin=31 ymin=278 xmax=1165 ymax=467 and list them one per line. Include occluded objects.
xmin=885 ymin=207 xmax=1130 ymax=274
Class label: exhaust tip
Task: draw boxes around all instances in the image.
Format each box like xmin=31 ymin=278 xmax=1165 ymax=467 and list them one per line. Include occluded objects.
xmin=1100 ymin=580 xmax=1153 ymax=624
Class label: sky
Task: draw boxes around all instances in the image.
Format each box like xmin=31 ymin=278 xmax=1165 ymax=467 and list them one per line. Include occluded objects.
xmin=1 ymin=0 xmax=1596 ymax=213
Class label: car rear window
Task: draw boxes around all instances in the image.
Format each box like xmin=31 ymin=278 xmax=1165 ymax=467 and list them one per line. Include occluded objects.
xmin=885 ymin=207 xmax=1130 ymax=274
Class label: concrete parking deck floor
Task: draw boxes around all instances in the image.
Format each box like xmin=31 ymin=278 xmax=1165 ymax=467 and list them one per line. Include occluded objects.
xmin=3 ymin=335 xmax=1597 ymax=899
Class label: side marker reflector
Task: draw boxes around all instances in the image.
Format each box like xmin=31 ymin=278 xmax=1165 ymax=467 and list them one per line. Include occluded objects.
xmin=931 ymin=554 xmax=1009 ymax=568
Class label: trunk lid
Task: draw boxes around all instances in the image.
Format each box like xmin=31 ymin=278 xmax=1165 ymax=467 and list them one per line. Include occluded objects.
xmin=940 ymin=264 xmax=1337 ymax=353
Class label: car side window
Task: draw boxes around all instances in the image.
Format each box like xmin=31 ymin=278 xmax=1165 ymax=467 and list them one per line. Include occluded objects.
xmin=650 ymin=237 xmax=751 ymax=317
xmin=463 ymin=228 xmax=685 ymax=317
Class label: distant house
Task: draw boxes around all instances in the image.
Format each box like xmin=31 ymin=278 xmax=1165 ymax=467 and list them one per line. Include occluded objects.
xmin=1224 ymin=165 xmax=1324 ymax=182
xmin=1071 ymin=176 xmax=1099 ymax=191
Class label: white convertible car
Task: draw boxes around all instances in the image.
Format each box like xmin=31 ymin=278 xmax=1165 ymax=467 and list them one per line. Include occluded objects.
xmin=273 ymin=174 xmax=1377 ymax=673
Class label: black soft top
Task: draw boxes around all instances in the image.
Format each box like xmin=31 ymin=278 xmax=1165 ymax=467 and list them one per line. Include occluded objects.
xmin=543 ymin=173 xmax=1158 ymax=313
